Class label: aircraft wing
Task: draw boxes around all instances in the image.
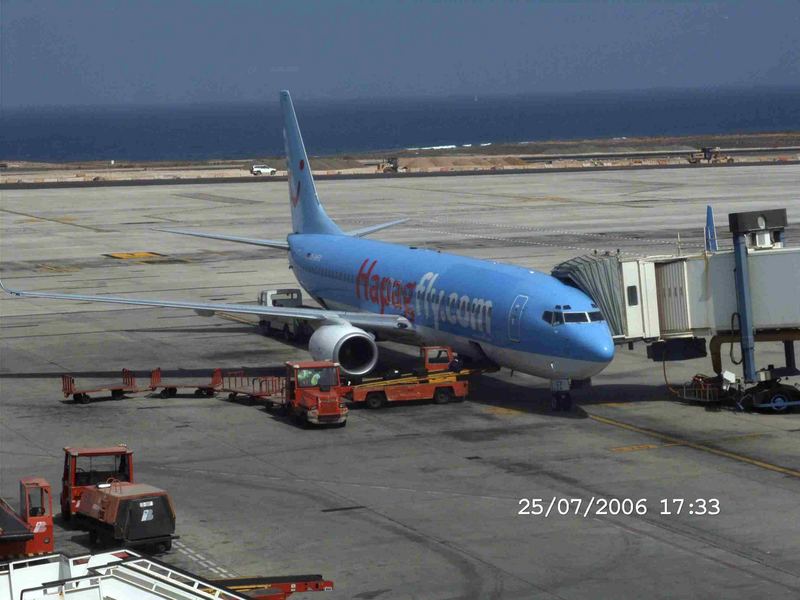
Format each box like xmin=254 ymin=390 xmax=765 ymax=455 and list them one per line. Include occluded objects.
xmin=0 ymin=280 xmax=411 ymax=332
xmin=156 ymin=228 xmax=290 ymax=250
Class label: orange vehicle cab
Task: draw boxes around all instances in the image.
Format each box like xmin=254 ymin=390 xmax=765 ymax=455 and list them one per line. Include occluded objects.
xmin=284 ymin=361 xmax=348 ymax=427
xmin=61 ymin=445 xmax=133 ymax=520
xmin=0 ymin=478 xmax=54 ymax=559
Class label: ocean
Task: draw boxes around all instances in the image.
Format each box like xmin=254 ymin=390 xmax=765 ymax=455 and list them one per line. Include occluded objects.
xmin=1 ymin=87 xmax=798 ymax=162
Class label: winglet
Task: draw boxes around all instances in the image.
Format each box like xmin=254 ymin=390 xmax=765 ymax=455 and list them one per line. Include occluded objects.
xmin=347 ymin=218 xmax=409 ymax=238
xmin=0 ymin=279 xmax=21 ymax=296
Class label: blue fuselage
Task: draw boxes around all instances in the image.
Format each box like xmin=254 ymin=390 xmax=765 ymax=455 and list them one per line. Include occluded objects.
xmin=288 ymin=234 xmax=614 ymax=380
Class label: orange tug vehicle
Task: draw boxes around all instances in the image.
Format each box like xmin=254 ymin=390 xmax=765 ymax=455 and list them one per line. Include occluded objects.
xmin=61 ymin=445 xmax=177 ymax=553
xmin=0 ymin=478 xmax=54 ymax=560
xmin=225 ymin=361 xmax=349 ymax=427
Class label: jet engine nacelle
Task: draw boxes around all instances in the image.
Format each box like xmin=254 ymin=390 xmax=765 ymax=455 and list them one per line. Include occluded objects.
xmin=308 ymin=324 xmax=378 ymax=376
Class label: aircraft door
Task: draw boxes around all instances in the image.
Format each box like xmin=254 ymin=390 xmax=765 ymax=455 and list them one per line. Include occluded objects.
xmin=508 ymin=295 xmax=529 ymax=342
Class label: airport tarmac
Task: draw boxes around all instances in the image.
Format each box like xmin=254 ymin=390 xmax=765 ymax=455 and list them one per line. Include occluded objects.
xmin=1 ymin=164 xmax=799 ymax=599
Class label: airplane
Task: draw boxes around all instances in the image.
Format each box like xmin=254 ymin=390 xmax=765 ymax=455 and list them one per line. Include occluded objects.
xmin=0 ymin=90 xmax=614 ymax=409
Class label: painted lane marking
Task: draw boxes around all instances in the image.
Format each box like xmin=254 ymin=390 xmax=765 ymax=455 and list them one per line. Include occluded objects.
xmin=590 ymin=414 xmax=800 ymax=478
xmin=611 ymin=432 xmax=766 ymax=453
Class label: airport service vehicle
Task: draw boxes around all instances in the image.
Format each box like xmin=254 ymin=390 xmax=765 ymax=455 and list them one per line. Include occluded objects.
xmin=61 ymin=446 xmax=133 ymax=520
xmin=75 ymin=482 xmax=176 ymax=553
xmin=257 ymin=288 xmax=314 ymax=341
xmin=62 ymin=369 xmax=141 ymax=404
xmin=0 ymin=478 xmax=54 ymax=560
xmin=344 ymin=346 xmax=470 ymax=408
xmin=0 ymin=90 xmax=615 ymax=409
xmin=251 ymin=164 xmax=277 ymax=175
xmin=0 ymin=550 xmax=334 ymax=600
xmin=224 ymin=361 xmax=348 ymax=427
xmin=150 ymin=367 xmax=222 ymax=398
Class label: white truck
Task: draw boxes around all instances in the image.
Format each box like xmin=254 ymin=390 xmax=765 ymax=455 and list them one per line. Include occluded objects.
xmin=257 ymin=288 xmax=314 ymax=341
xmin=250 ymin=164 xmax=277 ymax=175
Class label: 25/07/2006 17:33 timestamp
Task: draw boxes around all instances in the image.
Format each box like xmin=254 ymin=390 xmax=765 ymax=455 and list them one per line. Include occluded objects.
xmin=518 ymin=497 xmax=721 ymax=518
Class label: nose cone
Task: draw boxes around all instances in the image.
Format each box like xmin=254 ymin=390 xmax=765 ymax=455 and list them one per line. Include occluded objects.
xmin=571 ymin=324 xmax=615 ymax=377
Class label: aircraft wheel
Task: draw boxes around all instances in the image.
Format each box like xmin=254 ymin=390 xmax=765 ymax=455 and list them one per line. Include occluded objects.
xmin=283 ymin=324 xmax=295 ymax=341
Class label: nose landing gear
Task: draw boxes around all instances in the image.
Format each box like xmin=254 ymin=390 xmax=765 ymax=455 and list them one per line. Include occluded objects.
xmin=550 ymin=379 xmax=573 ymax=411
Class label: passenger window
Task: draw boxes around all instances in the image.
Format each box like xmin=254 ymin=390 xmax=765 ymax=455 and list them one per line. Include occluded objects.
xmin=626 ymin=285 xmax=639 ymax=307
xmin=542 ymin=311 xmax=553 ymax=324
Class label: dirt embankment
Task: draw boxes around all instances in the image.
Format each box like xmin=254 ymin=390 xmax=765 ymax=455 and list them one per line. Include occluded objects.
xmin=2 ymin=132 xmax=798 ymax=185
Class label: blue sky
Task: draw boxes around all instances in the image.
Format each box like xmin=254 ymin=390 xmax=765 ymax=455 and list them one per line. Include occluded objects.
xmin=2 ymin=1 xmax=798 ymax=108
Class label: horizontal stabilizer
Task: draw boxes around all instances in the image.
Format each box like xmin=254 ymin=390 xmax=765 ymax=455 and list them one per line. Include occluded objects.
xmin=156 ymin=228 xmax=289 ymax=250
xmin=346 ymin=218 xmax=409 ymax=238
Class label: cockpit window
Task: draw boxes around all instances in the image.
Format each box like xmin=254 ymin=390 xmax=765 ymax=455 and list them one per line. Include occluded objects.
xmin=564 ymin=312 xmax=589 ymax=323
xmin=589 ymin=311 xmax=604 ymax=322
xmin=542 ymin=311 xmax=553 ymax=323
xmin=552 ymin=311 xmax=564 ymax=325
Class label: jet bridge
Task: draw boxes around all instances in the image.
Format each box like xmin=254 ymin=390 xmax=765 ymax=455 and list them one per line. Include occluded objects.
xmin=553 ymin=207 xmax=800 ymax=410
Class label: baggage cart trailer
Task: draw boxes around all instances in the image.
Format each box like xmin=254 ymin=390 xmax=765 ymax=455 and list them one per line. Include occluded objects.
xmin=150 ymin=368 xmax=223 ymax=398
xmin=61 ymin=369 xmax=141 ymax=404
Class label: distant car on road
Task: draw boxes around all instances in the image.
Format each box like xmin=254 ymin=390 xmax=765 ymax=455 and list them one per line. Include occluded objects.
xmin=251 ymin=164 xmax=277 ymax=175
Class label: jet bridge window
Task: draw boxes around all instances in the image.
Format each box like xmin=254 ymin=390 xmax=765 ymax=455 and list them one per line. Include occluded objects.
xmin=626 ymin=285 xmax=639 ymax=307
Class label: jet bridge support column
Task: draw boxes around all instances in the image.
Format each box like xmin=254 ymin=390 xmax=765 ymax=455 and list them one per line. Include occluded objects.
xmin=730 ymin=227 xmax=757 ymax=383
xmin=727 ymin=209 xmax=788 ymax=384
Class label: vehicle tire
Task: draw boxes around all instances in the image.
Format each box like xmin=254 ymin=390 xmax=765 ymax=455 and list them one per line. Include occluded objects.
xmin=111 ymin=389 xmax=123 ymax=400
xmin=336 ymin=420 xmax=347 ymax=428
xmin=159 ymin=389 xmax=169 ymax=399
xmin=79 ymin=394 xmax=91 ymax=404
xmin=765 ymin=387 xmax=795 ymax=412
xmin=155 ymin=540 xmax=171 ymax=554
xmin=228 ymin=392 xmax=237 ymax=401
xmin=259 ymin=320 xmax=271 ymax=336
xmin=60 ymin=508 xmax=71 ymax=523
xmin=169 ymin=387 xmax=178 ymax=398
xmin=452 ymin=393 xmax=466 ymax=403
xmin=194 ymin=389 xmax=202 ymax=397
xmin=433 ymin=387 xmax=454 ymax=404
xmin=88 ymin=529 xmax=99 ymax=546
xmin=365 ymin=392 xmax=387 ymax=409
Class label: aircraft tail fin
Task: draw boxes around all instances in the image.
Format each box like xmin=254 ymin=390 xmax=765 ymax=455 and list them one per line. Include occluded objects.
xmin=280 ymin=90 xmax=342 ymax=235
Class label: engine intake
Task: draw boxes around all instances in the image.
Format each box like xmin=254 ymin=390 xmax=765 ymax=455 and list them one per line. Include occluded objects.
xmin=308 ymin=324 xmax=378 ymax=376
